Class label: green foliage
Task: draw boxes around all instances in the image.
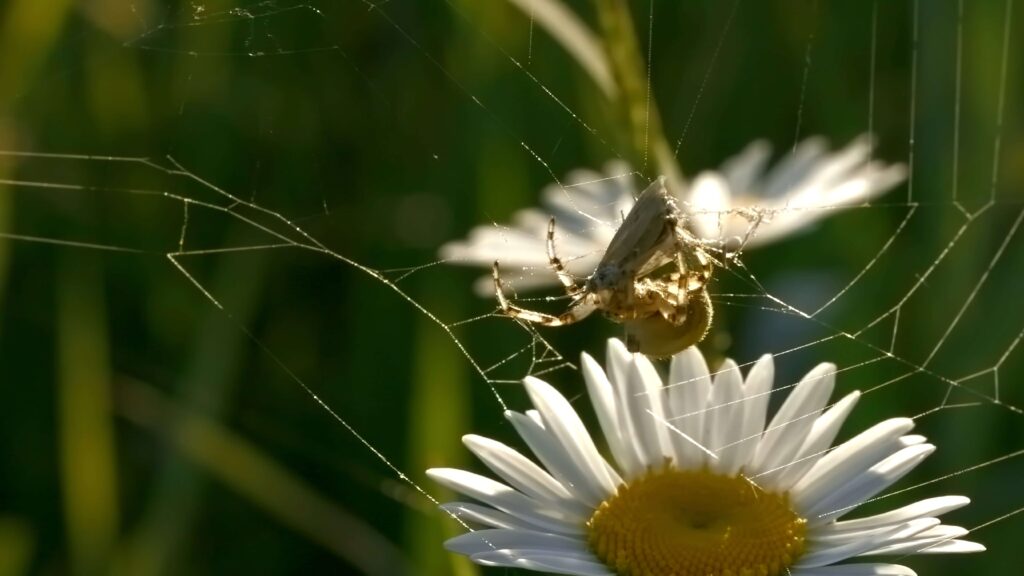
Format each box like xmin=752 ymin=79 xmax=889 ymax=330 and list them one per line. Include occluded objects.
xmin=0 ymin=1 xmax=1019 ymax=575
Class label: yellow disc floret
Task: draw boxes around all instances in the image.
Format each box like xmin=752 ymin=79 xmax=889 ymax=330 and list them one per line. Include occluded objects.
xmin=587 ymin=466 xmax=806 ymax=576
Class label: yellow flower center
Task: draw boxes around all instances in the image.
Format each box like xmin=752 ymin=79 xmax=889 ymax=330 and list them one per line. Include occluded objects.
xmin=587 ymin=466 xmax=806 ymax=576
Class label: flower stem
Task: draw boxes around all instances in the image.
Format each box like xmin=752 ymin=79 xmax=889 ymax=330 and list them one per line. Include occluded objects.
xmin=595 ymin=0 xmax=684 ymax=191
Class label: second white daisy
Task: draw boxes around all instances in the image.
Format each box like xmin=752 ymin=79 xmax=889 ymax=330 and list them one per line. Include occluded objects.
xmin=440 ymin=136 xmax=905 ymax=295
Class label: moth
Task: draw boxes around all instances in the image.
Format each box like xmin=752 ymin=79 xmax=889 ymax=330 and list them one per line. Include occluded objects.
xmin=493 ymin=177 xmax=714 ymax=357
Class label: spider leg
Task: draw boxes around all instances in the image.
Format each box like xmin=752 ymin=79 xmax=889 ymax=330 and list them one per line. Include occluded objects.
xmin=665 ymin=214 xmax=690 ymax=279
xmin=492 ymin=260 xmax=514 ymax=312
xmin=688 ymin=248 xmax=715 ymax=289
xmin=626 ymin=276 xmax=683 ymax=326
xmin=668 ymin=220 xmax=715 ymax=291
xmin=651 ymin=274 xmax=691 ymax=326
xmin=492 ymin=260 xmax=597 ymax=326
xmin=546 ymin=217 xmax=583 ymax=297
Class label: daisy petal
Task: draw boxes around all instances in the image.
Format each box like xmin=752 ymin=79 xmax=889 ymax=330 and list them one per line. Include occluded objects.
xmin=427 ymin=468 xmax=585 ymax=531
xmin=505 ymin=411 xmax=605 ymax=509
xmin=761 ymin=137 xmax=829 ymax=197
xmin=581 ymin=351 xmax=636 ymax=475
xmin=606 ymin=339 xmax=650 ymax=476
xmin=621 ymin=354 xmax=674 ymax=468
xmin=462 ymin=435 xmax=577 ymax=506
xmin=793 ymin=418 xmax=915 ymax=513
xmin=522 ymin=376 xmax=621 ymax=498
xmin=440 ymin=502 xmax=581 ymax=534
xmin=811 ymin=517 xmax=942 ymax=548
xmin=771 ymin=391 xmax=861 ymax=491
xmin=545 ymin=162 xmax=633 ymax=214
xmin=822 ymin=496 xmax=971 ymax=535
xmin=862 ymin=536 xmax=970 ymax=556
xmin=440 ymin=501 xmax=520 ymax=530
xmin=445 ymin=528 xmax=589 ymax=557
xmin=804 ymin=444 xmax=935 ymax=521
xmin=687 ymin=171 xmax=732 ymax=241
xmin=892 ymin=540 xmax=986 ymax=554
xmin=719 ymin=139 xmax=772 ymax=193
xmin=665 ymin=346 xmax=712 ymax=468
xmin=799 ymin=519 xmax=936 ymax=567
xmin=792 ymin=563 xmax=917 ymax=576
xmin=899 ymin=434 xmax=927 ymax=447
xmin=736 ymin=354 xmax=774 ymax=471
xmin=472 ymin=550 xmax=614 ymax=575
xmin=705 ymin=359 xmax=746 ymax=474
xmin=859 ymin=524 xmax=982 ymax=556
xmin=750 ymin=363 xmax=836 ymax=486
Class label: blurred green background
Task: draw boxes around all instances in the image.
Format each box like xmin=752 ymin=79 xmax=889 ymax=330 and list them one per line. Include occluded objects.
xmin=0 ymin=1 xmax=1022 ymax=575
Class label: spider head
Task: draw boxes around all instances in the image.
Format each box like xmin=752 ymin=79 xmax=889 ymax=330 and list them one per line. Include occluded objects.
xmin=586 ymin=264 xmax=626 ymax=298
xmin=588 ymin=264 xmax=626 ymax=290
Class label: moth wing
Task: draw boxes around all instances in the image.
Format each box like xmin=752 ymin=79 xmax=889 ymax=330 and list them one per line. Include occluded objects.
xmin=599 ymin=176 xmax=678 ymax=274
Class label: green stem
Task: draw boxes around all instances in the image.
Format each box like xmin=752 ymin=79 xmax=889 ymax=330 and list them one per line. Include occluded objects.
xmin=595 ymin=0 xmax=684 ymax=190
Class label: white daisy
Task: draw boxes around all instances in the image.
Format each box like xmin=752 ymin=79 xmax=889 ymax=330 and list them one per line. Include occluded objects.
xmin=440 ymin=135 xmax=906 ymax=295
xmin=428 ymin=339 xmax=981 ymax=576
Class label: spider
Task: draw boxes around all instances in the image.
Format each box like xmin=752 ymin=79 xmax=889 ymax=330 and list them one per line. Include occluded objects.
xmin=492 ymin=177 xmax=714 ymax=357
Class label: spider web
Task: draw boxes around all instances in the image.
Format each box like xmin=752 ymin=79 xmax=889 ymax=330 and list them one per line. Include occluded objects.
xmin=0 ymin=0 xmax=1021 ymax=574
